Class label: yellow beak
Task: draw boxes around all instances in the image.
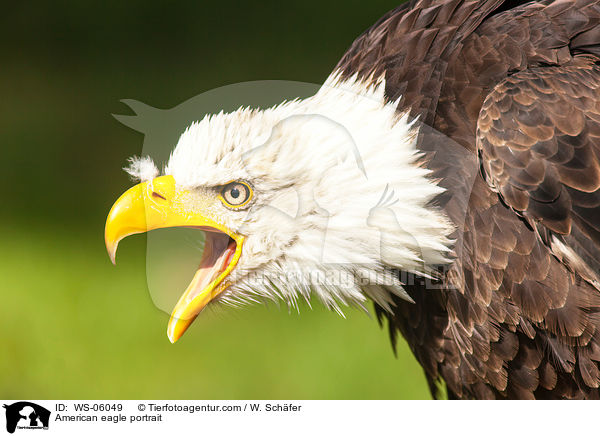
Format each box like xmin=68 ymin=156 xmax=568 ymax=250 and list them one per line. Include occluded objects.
xmin=105 ymin=175 xmax=244 ymax=343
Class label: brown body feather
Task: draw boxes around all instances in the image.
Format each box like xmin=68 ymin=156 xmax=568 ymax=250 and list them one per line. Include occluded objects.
xmin=336 ymin=0 xmax=600 ymax=399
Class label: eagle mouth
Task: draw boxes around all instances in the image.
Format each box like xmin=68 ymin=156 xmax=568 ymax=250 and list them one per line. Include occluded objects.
xmin=180 ymin=228 xmax=237 ymax=304
xmin=166 ymin=226 xmax=243 ymax=343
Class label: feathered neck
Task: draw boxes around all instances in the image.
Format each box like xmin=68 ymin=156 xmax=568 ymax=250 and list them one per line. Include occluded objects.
xmin=197 ymin=73 xmax=456 ymax=312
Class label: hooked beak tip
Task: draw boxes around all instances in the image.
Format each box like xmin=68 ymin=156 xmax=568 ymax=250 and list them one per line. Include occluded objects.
xmin=105 ymin=239 xmax=119 ymax=265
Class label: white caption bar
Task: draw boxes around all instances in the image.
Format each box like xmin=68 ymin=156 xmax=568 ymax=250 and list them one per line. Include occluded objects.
xmin=0 ymin=400 xmax=589 ymax=435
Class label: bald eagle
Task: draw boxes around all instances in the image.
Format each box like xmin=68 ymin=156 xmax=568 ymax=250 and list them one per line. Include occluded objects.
xmin=105 ymin=0 xmax=600 ymax=399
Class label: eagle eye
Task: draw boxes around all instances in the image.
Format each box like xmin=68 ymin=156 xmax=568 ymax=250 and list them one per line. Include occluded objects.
xmin=220 ymin=181 xmax=252 ymax=208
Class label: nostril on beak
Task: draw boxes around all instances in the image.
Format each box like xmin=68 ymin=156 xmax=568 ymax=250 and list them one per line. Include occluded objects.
xmin=152 ymin=191 xmax=167 ymax=201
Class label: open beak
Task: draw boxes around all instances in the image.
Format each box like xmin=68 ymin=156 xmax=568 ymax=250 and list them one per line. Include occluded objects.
xmin=105 ymin=175 xmax=244 ymax=343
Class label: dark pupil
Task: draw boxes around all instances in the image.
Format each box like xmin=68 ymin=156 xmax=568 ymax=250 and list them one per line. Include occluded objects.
xmin=230 ymin=187 xmax=240 ymax=199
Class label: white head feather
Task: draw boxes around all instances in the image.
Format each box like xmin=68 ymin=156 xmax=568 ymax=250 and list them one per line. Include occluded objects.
xmin=138 ymin=73 xmax=455 ymax=314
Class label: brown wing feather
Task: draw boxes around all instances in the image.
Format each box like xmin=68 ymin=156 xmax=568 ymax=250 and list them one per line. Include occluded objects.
xmin=336 ymin=0 xmax=600 ymax=399
xmin=334 ymin=0 xmax=506 ymax=124
xmin=477 ymin=62 xmax=600 ymax=284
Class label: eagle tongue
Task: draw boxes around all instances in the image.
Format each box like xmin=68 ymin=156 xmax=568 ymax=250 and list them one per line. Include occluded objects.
xmin=185 ymin=231 xmax=234 ymax=303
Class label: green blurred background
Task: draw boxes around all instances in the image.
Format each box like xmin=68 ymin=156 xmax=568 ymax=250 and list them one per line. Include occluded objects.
xmin=0 ymin=0 xmax=432 ymax=399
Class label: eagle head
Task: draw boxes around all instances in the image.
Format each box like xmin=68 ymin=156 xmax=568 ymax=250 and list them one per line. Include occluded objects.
xmin=105 ymin=75 xmax=454 ymax=342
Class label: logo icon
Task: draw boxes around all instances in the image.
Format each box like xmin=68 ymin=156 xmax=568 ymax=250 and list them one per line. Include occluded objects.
xmin=3 ymin=402 xmax=50 ymax=433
